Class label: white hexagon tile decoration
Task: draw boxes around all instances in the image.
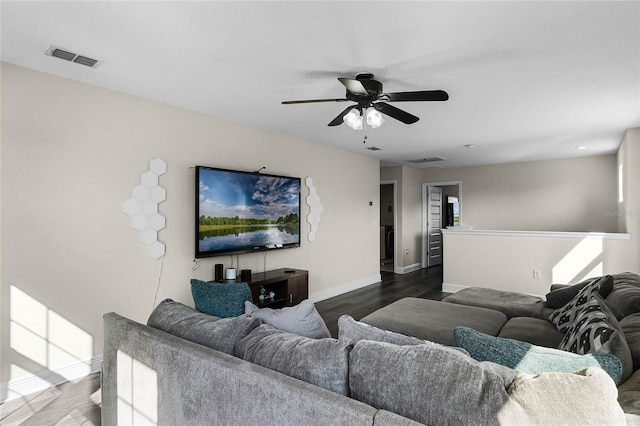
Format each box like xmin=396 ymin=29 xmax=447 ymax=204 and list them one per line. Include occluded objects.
xmin=305 ymin=176 xmax=324 ymax=242
xmin=122 ymin=158 xmax=167 ymax=259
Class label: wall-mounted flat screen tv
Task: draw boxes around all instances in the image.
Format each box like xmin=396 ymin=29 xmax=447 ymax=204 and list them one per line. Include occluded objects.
xmin=195 ymin=166 xmax=301 ymax=258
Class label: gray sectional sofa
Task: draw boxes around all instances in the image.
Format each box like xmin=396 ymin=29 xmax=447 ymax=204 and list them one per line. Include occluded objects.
xmin=101 ymin=273 xmax=640 ymax=425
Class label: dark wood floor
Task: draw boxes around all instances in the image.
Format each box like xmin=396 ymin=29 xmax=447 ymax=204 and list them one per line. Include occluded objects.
xmin=0 ymin=265 xmax=445 ymax=425
xmin=316 ymin=264 xmax=447 ymax=337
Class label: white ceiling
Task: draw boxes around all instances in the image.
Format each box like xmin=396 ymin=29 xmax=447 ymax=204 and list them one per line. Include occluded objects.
xmin=2 ymin=1 xmax=639 ymax=169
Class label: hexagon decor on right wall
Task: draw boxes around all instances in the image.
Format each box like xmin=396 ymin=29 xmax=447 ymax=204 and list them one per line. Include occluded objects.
xmin=122 ymin=158 xmax=167 ymax=259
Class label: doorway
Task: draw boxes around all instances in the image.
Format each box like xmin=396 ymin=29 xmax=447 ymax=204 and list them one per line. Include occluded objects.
xmin=380 ymin=181 xmax=397 ymax=273
xmin=421 ymin=181 xmax=462 ymax=269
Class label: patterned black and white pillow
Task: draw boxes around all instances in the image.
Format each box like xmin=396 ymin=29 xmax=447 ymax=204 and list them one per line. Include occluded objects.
xmin=549 ymin=276 xmax=607 ymax=333
xmin=558 ymin=296 xmax=614 ymax=354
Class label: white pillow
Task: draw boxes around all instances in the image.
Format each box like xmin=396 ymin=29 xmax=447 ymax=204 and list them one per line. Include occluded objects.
xmin=244 ymin=299 xmax=331 ymax=339
xmin=497 ymin=367 xmax=626 ymax=425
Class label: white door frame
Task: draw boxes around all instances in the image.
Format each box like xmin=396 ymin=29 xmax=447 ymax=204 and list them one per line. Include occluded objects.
xmin=380 ymin=180 xmax=399 ymax=274
xmin=421 ymin=181 xmax=462 ymax=268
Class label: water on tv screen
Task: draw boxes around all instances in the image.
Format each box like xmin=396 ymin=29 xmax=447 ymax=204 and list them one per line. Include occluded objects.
xmin=195 ymin=166 xmax=301 ymax=257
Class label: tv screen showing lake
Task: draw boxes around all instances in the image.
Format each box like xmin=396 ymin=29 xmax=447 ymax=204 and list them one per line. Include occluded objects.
xmin=197 ymin=167 xmax=301 ymax=256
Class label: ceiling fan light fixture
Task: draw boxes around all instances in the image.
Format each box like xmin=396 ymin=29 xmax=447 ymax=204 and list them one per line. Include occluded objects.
xmin=366 ymin=108 xmax=385 ymax=129
xmin=343 ymin=109 xmax=363 ymax=130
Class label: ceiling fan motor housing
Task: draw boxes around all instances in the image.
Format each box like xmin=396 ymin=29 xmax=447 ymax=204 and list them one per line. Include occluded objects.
xmin=347 ymin=74 xmax=383 ymax=107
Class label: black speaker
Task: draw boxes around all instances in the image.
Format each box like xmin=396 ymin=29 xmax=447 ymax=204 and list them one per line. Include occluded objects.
xmin=240 ymin=269 xmax=252 ymax=282
xmin=214 ymin=264 xmax=224 ymax=282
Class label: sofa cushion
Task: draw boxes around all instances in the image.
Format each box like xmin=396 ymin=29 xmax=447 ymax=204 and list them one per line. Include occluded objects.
xmin=620 ymin=313 xmax=640 ymax=371
xmin=545 ymin=275 xmax=613 ymax=309
xmin=497 ymin=317 xmax=565 ymax=348
xmin=235 ymin=324 xmax=352 ymax=395
xmin=496 ymin=367 xmax=626 ymax=425
xmin=348 ymin=340 xmax=517 ymax=425
xmin=147 ymin=299 xmax=261 ymax=355
xmin=338 ymin=314 xmax=432 ymax=345
xmin=606 ymin=272 xmax=640 ymax=320
xmin=359 ymin=297 xmax=507 ymax=346
xmin=190 ymin=279 xmax=252 ymax=318
xmin=443 ymin=287 xmax=550 ymax=319
xmin=337 ymin=314 xmax=470 ymax=356
xmin=549 ymin=275 xmax=611 ymax=332
xmin=244 ymin=300 xmax=331 ymax=339
xmin=455 ymin=326 xmax=623 ymax=384
xmin=558 ymin=294 xmax=633 ymax=383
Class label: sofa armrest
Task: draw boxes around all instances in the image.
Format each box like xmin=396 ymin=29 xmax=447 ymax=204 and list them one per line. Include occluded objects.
xmin=102 ymin=312 xmax=381 ymax=426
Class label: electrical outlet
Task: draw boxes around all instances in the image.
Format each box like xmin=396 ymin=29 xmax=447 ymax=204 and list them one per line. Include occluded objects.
xmin=405 ymin=249 xmax=410 ymax=255
xmin=533 ymin=269 xmax=542 ymax=279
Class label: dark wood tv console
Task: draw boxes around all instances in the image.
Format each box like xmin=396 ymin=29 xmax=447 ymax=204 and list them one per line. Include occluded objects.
xmin=240 ymin=268 xmax=309 ymax=309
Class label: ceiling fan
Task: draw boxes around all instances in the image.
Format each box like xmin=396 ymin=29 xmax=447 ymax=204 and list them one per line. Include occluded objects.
xmin=281 ymin=73 xmax=448 ymax=128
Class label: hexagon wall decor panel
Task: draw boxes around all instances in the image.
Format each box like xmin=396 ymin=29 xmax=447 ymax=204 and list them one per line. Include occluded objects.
xmin=305 ymin=176 xmax=323 ymax=242
xmin=122 ymin=158 xmax=167 ymax=259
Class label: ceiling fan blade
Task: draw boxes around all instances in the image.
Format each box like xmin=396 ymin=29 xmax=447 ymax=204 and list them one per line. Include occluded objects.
xmin=328 ymin=105 xmax=357 ymax=126
xmin=385 ymin=90 xmax=449 ymax=102
xmin=338 ymin=78 xmax=369 ymax=96
xmin=282 ymin=98 xmax=348 ymax=104
xmin=374 ymin=102 xmax=419 ymax=124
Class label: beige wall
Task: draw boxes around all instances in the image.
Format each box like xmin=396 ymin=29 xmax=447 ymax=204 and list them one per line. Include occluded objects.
xmin=422 ymin=155 xmax=619 ymax=232
xmin=382 ymin=155 xmax=618 ymax=271
xmin=442 ymin=128 xmax=640 ymax=295
xmin=0 ymin=63 xmax=380 ymax=389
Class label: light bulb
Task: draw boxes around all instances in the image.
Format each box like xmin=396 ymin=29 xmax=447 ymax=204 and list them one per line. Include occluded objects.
xmin=343 ymin=109 xmax=363 ymax=130
xmin=366 ymin=108 xmax=384 ymax=129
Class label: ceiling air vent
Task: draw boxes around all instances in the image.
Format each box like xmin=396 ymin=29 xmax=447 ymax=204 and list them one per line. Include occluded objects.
xmin=45 ymin=45 xmax=102 ymax=68
xmin=406 ymin=156 xmax=446 ymax=164
xmin=365 ymin=146 xmax=382 ymax=151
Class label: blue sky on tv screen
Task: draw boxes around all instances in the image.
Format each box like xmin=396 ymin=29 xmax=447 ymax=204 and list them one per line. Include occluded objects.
xmin=199 ymin=169 xmax=300 ymax=220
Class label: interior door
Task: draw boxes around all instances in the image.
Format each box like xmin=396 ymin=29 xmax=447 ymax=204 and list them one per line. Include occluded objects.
xmin=427 ymin=186 xmax=443 ymax=267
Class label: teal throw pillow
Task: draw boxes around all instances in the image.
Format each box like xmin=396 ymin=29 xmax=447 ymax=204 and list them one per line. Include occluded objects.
xmin=454 ymin=326 xmax=623 ymax=384
xmin=190 ymin=279 xmax=252 ymax=318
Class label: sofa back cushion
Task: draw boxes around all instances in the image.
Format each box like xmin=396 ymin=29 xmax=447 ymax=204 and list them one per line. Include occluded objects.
xmin=349 ymin=340 xmax=518 ymax=425
xmin=147 ymin=299 xmax=261 ymax=355
xmin=621 ymin=313 xmax=640 ymax=371
xmin=606 ymin=272 xmax=640 ymax=320
xmin=235 ymin=324 xmax=352 ymax=396
xmin=349 ymin=340 xmax=626 ymax=425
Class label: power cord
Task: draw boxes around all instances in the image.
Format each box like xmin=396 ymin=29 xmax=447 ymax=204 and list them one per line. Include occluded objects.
xmin=151 ymin=254 xmax=166 ymax=312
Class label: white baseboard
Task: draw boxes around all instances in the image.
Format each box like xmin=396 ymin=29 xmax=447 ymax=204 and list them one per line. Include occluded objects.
xmin=0 ymin=355 xmax=103 ymax=403
xmin=442 ymin=282 xmax=469 ymax=293
xmin=394 ymin=263 xmax=422 ymax=275
xmin=309 ymin=274 xmax=381 ymax=303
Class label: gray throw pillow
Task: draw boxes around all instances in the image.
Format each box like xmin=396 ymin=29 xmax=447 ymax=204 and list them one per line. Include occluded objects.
xmin=545 ymin=275 xmax=613 ymax=309
xmin=558 ymin=294 xmax=633 ymax=383
xmin=549 ymin=276 xmax=611 ymax=332
xmin=454 ymin=326 xmax=623 ymax=384
xmin=338 ymin=314 xmax=428 ymax=345
xmin=244 ymin=299 xmax=331 ymax=339
xmin=147 ymin=299 xmax=261 ymax=355
xmin=338 ymin=314 xmax=470 ymax=356
xmin=349 ymin=340 xmax=518 ymax=425
xmin=235 ymin=324 xmax=352 ymax=395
